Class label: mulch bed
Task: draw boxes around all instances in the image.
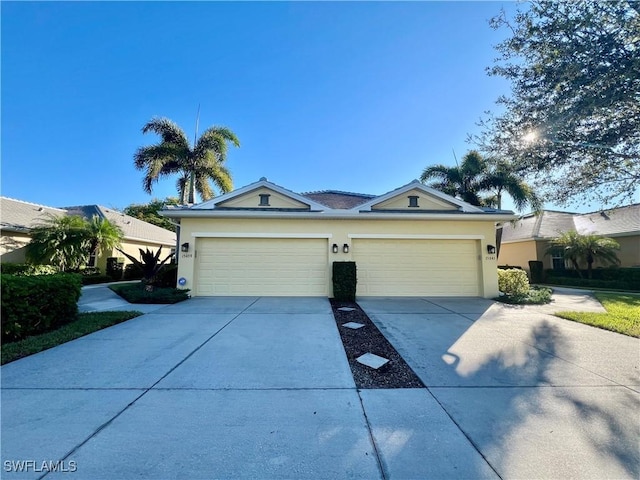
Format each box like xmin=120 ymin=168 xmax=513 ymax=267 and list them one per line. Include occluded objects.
xmin=330 ymin=299 xmax=425 ymax=389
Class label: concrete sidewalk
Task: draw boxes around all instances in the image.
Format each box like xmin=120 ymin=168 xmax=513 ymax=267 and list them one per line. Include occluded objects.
xmin=78 ymin=282 xmax=169 ymax=314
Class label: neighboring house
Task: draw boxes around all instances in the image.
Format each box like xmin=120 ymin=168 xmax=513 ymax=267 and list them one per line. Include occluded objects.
xmin=499 ymin=204 xmax=640 ymax=272
xmin=1 ymin=197 xmax=177 ymax=271
xmin=162 ymin=178 xmax=515 ymax=298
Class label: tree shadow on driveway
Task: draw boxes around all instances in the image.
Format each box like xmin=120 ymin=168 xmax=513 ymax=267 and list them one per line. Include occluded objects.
xmin=367 ymin=306 xmax=640 ymax=479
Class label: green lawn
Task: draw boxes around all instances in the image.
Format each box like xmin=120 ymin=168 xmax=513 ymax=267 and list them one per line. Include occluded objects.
xmin=1 ymin=311 xmax=142 ymax=365
xmin=555 ymin=293 xmax=640 ymax=337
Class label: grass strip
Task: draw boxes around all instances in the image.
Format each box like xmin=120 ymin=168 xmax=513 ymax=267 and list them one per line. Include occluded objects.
xmin=1 ymin=311 xmax=142 ymax=365
xmin=110 ymin=283 xmax=190 ymax=304
xmin=555 ymin=293 xmax=640 ymax=338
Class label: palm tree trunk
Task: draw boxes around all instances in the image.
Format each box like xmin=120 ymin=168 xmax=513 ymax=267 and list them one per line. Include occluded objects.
xmin=571 ymin=258 xmax=583 ymax=278
xmin=586 ymin=253 xmax=594 ymax=279
xmin=188 ymin=170 xmax=196 ymax=204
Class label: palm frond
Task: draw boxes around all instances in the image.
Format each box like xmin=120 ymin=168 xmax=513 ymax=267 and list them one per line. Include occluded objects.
xmin=141 ymin=117 xmax=190 ymax=149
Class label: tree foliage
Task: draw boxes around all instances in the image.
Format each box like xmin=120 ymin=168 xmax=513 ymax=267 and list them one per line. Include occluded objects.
xmin=474 ymin=0 xmax=640 ymax=206
xmin=134 ymin=117 xmax=240 ymax=204
xmin=123 ymin=198 xmax=179 ymax=232
xmin=546 ymin=231 xmax=620 ymax=279
xmin=26 ymin=214 xmax=123 ymax=271
xmin=420 ymin=150 xmax=541 ymax=212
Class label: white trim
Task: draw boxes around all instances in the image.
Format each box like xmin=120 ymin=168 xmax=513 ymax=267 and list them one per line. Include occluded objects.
xmin=163 ymin=209 xmax=516 ymax=221
xmin=348 ymin=234 xmax=485 ymax=240
xmin=192 ymin=232 xmax=333 ymax=239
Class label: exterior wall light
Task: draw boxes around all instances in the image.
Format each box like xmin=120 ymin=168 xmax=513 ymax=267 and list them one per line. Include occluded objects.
xmin=487 ymin=245 xmax=496 ymax=255
xmin=332 ymin=243 xmax=339 ymax=254
xmin=181 ymin=242 xmax=190 ymax=253
xmin=343 ymin=243 xmax=350 ymax=254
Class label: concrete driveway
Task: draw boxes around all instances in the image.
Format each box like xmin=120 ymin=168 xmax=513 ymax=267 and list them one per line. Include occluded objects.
xmin=2 ymin=294 xmax=638 ymax=479
xmin=359 ymin=295 xmax=640 ymax=479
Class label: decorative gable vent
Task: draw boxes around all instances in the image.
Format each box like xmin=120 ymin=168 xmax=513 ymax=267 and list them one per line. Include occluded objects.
xmin=259 ymin=194 xmax=271 ymax=206
xmin=408 ymin=195 xmax=419 ymax=208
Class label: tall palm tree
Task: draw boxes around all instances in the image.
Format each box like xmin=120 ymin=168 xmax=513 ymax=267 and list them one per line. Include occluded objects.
xmin=546 ymin=231 xmax=620 ymax=279
xmin=421 ymin=151 xmax=541 ymax=213
xmin=134 ymin=117 xmax=240 ymax=204
xmin=420 ymin=150 xmax=486 ymax=206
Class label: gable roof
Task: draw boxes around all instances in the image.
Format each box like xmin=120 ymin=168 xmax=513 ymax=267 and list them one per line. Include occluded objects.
xmin=502 ymin=204 xmax=640 ymax=242
xmin=0 ymin=197 xmax=66 ymax=233
xmin=0 ymin=197 xmax=176 ymax=245
xmin=191 ymin=178 xmax=329 ymax=211
xmin=162 ymin=178 xmax=516 ymax=221
xmin=354 ymin=180 xmax=487 ymax=213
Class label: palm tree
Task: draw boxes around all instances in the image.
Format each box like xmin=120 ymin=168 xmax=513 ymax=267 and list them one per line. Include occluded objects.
xmin=480 ymin=160 xmax=543 ymax=212
xmin=26 ymin=215 xmax=90 ymax=271
xmin=546 ymin=231 xmax=620 ymax=279
xmin=86 ymin=216 xmax=123 ymax=263
xmin=26 ymin=214 xmax=123 ymax=271
xmin=420 ymin=150 xmax=541 ymax=212
xmin=134 ymin=117 xmax=240 ymax=204
xmin=420 ymin=150 xmax=486 ymax=206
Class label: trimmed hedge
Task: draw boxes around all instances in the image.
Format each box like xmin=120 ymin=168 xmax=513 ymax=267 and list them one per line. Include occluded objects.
xmin=545 ymin=276 xmax=638 ymax=291
xmin=0 ymin=263 xmax=58 ymax=275
xmin=544 ymin=267 xmax=640 ymax=291
xmin=529 ymin=261 xmax=544 ymax=284
xmin=1 ymin=273 xmax=82 ymax=342
xmin=123 ymin=263 xmax=144 ymax=281
xmin=497 ymin=269 xmax=530 ymax=296
xmin=333 ymin=262 xmax=357 ymax=301
xmin=81 ymin=275 xmax=114 ymax=285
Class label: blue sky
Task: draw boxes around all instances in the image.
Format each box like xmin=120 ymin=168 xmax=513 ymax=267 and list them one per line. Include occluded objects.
xmin=2 ymin=1 xmax=579 ymax=214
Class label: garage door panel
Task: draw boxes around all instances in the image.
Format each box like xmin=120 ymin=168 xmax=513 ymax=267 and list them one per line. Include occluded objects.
xmin=354 ymin=239 xmax=480 ymax=296
xmin=195 ymin=238 xmax=328 ymax=296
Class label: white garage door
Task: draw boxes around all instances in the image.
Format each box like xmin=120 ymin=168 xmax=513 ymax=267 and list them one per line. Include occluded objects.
xmin=353 ymin=238 xmax=481 ymax=296
xmin=195 ymin=238 xmax=328 ymax=296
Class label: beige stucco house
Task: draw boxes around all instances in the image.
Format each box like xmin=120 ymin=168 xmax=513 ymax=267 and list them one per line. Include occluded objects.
xmin=1 ymin=197 xmax=176 ymax=271
xmin=499 ymin=204 xmax=640 ymax=273
xmin=162 ymin=178 xmax=516 ymax=298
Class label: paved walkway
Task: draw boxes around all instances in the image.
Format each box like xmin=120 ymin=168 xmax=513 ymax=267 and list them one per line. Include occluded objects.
xmin=1 ymin=290 xmax=638 ymax=479
xmin=78 ymin=282 xmax=169 ymax=314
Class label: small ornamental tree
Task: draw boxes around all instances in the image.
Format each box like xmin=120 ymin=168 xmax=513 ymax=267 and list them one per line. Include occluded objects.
xmin=546 ymin=231 xmax=620 ymax=279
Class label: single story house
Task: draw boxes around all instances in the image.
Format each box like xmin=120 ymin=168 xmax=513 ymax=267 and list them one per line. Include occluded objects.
xmin=499 ymin=204 xmax=640 ymax=272
xmin=162 ymin=178 xmax=516 ymax=298
xmin=1 ymin=197 xmax=177 ymax=271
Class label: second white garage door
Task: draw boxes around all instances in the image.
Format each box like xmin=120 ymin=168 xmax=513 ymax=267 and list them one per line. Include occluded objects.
xmin=194 ymin=238 xmax=329 ymax=296
xmin=353 ymin=238 xmax=481 ymax=296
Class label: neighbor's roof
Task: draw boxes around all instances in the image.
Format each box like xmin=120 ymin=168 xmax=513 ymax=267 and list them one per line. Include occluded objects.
xmin=0 ymin=197 xmax=67 ymax=233
xmin=302 ymin=190 xmax=376 ymax=209
xmin=502 ymin=204 xmax=640 ymax=242
xmin=64 ymin=205 xmax=176 ymax=245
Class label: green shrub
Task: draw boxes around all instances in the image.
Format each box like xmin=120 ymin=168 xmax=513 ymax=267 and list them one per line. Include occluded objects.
xmin=496 ymin=286 xmax=552 ymax=305
xmin=106 ymin=257 xmax=124 ymax=281
xmin=544 ymin=267 xmax=640 ymax=285
xmin=497 ymin=268 xmax=530 ymax=297
xmin=0 ymin=263 xmax=58 ymax=275
xmin=332 ymin=262 xmax=357 ymax=301
xmin=123 ymin=263 xmax=144 ymax=281
xmin=1 ymin=273 xmax=82 ymax=342
xmin=545 ymin=276 xmax=636 ymax=291
xmin=151 ymin=264 xmax=178 ymax=288
xmin=109 ymin=283 xmax=189 ymax=304
xmin=529 ymin=260 xmax=544 ymax=283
